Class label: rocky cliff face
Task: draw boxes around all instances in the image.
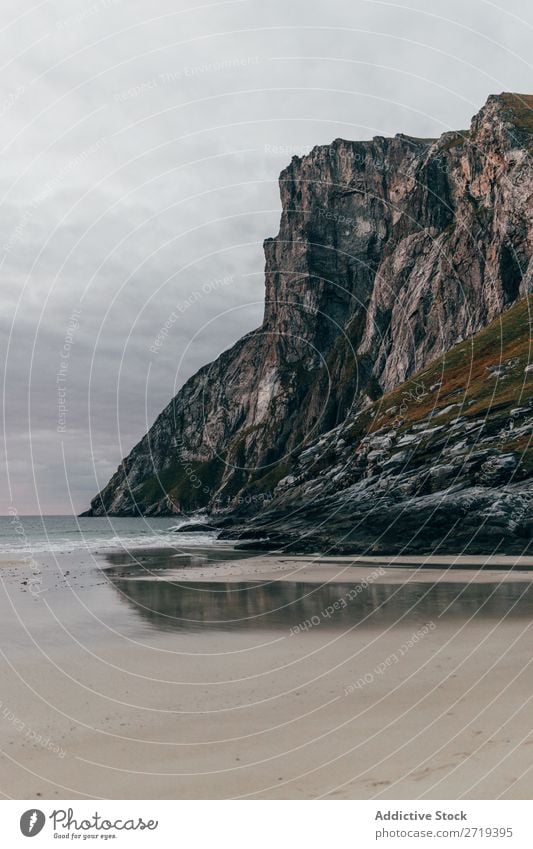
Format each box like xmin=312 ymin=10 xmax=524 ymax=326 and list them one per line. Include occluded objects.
xmin=226 ymin=295 xmax=533 ymax=554
xmin=85 ymin=93 xmax=533 ymax=539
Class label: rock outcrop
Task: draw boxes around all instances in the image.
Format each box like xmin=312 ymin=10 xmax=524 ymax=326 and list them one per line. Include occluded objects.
xmin=225 ymin=295 xmax=533 ymax=554
xmin=84 ymin=93 xmax=533 ymax=554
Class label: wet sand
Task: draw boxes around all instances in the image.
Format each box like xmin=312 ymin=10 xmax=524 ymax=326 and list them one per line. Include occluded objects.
xmin=0 ymin=549 xmax=532 ymax=799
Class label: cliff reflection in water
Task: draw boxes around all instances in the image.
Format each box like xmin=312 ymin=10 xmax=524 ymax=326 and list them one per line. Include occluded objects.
xmin=102 ymin=550 xmax=533 ymax=633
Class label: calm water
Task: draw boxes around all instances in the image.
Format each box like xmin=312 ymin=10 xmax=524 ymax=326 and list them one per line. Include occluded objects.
xmin=1 ymin=517 xmax=532 ymax=639
xmin=100 ymin=550 xmax=533 ymax=633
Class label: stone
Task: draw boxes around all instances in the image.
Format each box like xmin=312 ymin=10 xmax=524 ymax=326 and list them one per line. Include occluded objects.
xmin=84 ymin=93 xmax=533 ymax=558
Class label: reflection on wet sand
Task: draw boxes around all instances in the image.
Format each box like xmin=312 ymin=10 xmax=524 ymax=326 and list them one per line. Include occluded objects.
xmin=102 ymin=549 xmax=533 ymax=633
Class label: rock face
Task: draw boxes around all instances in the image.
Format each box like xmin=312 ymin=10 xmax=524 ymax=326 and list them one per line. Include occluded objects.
xmin=225 ymin=295 xmax=533 ymax=554
xmin=85 ymin=93 xmax=533 ymax=552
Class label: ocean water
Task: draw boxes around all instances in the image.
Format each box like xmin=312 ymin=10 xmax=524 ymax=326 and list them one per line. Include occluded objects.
xmin=0 ymin=514 xmax=217 ymax=555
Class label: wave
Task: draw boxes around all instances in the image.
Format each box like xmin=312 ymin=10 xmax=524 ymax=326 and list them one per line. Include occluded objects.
xmin=0 ymin=531 xmax=219 ymax=556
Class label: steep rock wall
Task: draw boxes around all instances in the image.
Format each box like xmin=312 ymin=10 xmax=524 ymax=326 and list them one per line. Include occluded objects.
xmin=85 ymin=93 xmax=532 ymax=517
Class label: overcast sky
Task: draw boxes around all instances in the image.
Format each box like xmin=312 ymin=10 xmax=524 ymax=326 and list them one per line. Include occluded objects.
xmin=0 ymin=0 xmax=531 ymax=514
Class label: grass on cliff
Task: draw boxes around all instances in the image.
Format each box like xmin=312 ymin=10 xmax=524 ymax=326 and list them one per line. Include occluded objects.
xmin=499 ymin=93 xmax=533 ymax=133
xmin=136 ymin=456 xmax=225 ymax=512
xmin=368 ymin=294 xmax=532 ymax=455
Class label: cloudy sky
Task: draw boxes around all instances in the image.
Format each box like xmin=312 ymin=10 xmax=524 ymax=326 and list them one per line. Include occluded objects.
xmin=0 ymin=0 xmax=531 ymax=514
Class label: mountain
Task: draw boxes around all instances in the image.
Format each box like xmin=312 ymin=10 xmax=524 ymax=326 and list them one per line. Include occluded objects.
xmin=224 ymin=294 xmax=532 ymax=554
xmin=84 ymin=93 xmax=533 ymax=552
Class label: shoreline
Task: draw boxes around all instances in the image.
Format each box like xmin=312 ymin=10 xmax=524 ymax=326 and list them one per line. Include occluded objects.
xmin=99 ymin=548 xmax=533 ymax=585
xmin=0 ymin=546 xmax=532 ymax=799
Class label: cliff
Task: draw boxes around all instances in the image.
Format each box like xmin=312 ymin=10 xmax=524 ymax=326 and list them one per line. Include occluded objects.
xmin=225 ymin=294 xmax=533 ymax=554
xmin=84 ymin=93 xmax=533 ymax=552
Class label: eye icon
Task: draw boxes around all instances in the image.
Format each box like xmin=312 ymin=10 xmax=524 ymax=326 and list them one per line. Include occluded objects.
xmin=20 ymin=810 xmax=46 ymax=837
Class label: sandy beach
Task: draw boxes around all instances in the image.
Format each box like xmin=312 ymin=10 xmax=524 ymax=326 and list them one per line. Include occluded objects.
xmin=0 ymin=548 xmax=532 ymax=800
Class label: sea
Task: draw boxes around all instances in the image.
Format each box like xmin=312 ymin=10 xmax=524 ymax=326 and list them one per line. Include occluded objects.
xmin=0 ymin=514 xmax=216 ymax=556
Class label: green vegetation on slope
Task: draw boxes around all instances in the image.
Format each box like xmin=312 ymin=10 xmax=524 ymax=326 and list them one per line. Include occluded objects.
xmin=367 ymin=295 xmax=532 ymax=463
xmin=499 ymin=93 xmax=533 ymax=133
